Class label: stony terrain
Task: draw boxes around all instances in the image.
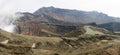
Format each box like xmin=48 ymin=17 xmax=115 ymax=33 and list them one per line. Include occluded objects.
xmin=1 ymin=26 xmax=120 ymax=55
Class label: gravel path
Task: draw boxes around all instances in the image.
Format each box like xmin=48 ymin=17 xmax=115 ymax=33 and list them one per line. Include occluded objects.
xmin=84 ymin=26 xmax=104 ymax=35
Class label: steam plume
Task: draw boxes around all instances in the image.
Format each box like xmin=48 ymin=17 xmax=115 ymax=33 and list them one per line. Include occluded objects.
xmin=0 ymin=0 xmax=22 ymax=32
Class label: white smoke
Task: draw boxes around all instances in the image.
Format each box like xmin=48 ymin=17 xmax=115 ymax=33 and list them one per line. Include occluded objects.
xmin=0 ymin=0 xmax=22 ymax=32
xmin=0 ymin=14 xmax=21 ymax=32
xmin=0 ymin=16 xmax=15 ymax=32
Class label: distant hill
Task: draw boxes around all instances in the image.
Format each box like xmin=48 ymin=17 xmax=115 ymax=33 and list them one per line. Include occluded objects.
xmin=98 ymin=22 xmax=120 ymax=32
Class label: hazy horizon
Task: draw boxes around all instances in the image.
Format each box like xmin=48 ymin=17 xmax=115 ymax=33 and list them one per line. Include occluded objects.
xmin=0 ymin=0 xmax=120 ymax=17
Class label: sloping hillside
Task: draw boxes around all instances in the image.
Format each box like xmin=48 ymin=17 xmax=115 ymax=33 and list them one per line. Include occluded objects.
xmin=63 ymin=25 xmax=111 ymax=37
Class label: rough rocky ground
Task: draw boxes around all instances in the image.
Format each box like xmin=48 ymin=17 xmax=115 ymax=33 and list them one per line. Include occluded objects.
xmin=0 ymin=26 xmax=120 ymax=55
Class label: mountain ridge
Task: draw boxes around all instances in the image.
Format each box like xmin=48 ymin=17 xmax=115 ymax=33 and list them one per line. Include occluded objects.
xmin=33 ymin=6 xmax=119 ymax=24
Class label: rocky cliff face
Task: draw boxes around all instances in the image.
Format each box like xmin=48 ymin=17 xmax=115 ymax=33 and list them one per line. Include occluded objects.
xmin=15 ymin=21 xmax=80 ymax=36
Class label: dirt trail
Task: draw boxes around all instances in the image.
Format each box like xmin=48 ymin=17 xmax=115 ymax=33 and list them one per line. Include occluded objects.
xmin=84 ymin=26 xmax=104 ymax=35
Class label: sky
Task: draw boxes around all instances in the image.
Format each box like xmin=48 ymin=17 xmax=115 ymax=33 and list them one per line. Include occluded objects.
xmin=0 ymin=0 xmax=120 ymax=17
